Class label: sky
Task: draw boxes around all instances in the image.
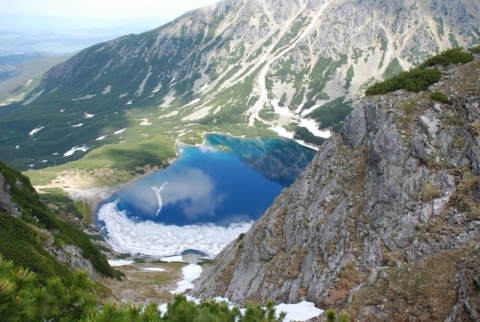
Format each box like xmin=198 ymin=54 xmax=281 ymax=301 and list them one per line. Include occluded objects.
xmin=0 ymin=0 xmax=221 ymax=20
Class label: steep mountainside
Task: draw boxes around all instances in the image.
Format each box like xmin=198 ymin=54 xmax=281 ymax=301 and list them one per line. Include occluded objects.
xmin=0 ymin=0 xmax=478 ymax=171
xmin=0 ymin=160 xmax=121 ymax=282
xmin=192 ymin=53 xmax=480 ymax=320
xmin=0 ymin=53 xmax=71 ymax=105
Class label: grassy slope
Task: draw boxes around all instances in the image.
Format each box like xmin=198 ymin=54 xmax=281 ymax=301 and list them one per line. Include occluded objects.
xmin=0 ymin=160 xmax=122 ymax=282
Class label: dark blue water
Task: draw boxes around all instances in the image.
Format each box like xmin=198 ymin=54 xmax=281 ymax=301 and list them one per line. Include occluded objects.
xmin=95 ymin=134 xmax=315 ymax=228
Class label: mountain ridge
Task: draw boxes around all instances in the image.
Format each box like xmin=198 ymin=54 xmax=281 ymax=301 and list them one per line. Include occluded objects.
xmin=1 ymin=0 xmax=478 ymax=173
xmin=191 ymin=51 xmax=480 ymax=320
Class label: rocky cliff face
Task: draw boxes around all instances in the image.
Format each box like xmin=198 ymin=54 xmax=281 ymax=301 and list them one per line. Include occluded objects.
xmin=0 ymin=172 xmax=22 ymax=218
xmin=192 ymin=54 xmax=480 ymax=320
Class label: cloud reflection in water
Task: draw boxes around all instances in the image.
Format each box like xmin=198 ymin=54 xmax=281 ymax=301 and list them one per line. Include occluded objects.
xmin=117 ymin=168 xmax=224 ymax=220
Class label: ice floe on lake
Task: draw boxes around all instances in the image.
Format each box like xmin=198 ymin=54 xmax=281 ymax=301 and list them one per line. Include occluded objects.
xmin=97 ymin=200 xmax=251 ymax=258
xmin=160 ymin=256 xmax=184 ymax=263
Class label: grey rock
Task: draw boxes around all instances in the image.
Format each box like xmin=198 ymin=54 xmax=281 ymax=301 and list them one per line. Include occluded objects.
xmin=411 ymin=136 xmax=428 ymax=161
xmin=420 ymin=113 xmax=440 ymax=138
xmin=52 ymin=245 xmax=95 ymax=278
xmin=468 ymin=145 xmax=480 ymax=175
xmin=192 ymin=54 xmax=480 ymax=320
xmin=343 ymin=104 xmax=366 ymax=148
xmin=0 ymin=173 xmax=22 ymax=218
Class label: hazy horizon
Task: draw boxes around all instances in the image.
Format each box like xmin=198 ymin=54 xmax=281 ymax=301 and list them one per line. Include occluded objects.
xmin=0 ymin=1 xmax=221 ymax=56
xmin=1 ymin=0 xmax=221 ymax=21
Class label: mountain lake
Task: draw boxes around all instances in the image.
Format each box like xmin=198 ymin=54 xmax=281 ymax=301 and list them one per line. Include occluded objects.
xmin=95 ymin=133 xmax=315 ymax=258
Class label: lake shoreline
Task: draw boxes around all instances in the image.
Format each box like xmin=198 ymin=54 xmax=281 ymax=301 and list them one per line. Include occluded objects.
xmin=93 ymin=133 xmax=315 ymax=258
xmin=88 ymin=130 xmax=319 ymax=212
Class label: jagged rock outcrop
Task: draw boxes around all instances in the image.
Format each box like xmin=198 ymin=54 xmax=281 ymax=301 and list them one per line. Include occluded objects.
xmin=52 ymin=245 xmax=96 ymax=278
xmin=192 ymin=54 xmax=480 ymax=320
xmin=0 ymin=172 xmax=22 ymax=218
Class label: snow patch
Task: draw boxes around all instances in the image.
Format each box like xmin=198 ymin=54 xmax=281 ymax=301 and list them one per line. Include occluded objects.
xmin=114 ymin=128 xmax=127 ymax=134
xmin=184 ymin=98 xmax=200 ymax=107
xmin=271 ymin=100 xmax=295 ymax=118
xmin=175 ymin=296 xmax=323 ymax=322
xmin=84 ymin=112 xmax=95 ymax=118
xmin=102 ymin=85 xmax=112 ymax=94
xmin=23 ymin=89 xmax=44 ymax=105
xmin=136 ymin=66 xmax=153 ymax=96
xmin=270 ymin=126 xmax=294 ymax=139
xmin=140 ymin=267 xmax=166 ymax=272
xmin=182 ymin=105 xmax=212 ymax=121
xmin=71 ymin=123 xmax=83 ymax=127
xmin=72 ymin=94 xmax=95 ymax=100
xmin=96 ymin=135 xmax=108 ymax=141
xmin=29 ymin=126 xmax=45 ymax=137
xmin=298 ymin=118 xmax=331 ymax=138
xmin=159 ymin=111 xmax=179 ymax=119
xmin=300 ymin=104 xmax=320 ymax=116
xmin=64 ymin=145 xmax=89 ymax=157
xmin=159 ymin=90 xmax=176 ymax=108
xmin=171 ymin=264 xmax=202 ymax=294
xmin=140 ymin=118 xmax=151 ymax=126
xmin=275 ymin=302 xmax=323 ymax=321
xmin=108 ymin=260 xmax=134 ymax=267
